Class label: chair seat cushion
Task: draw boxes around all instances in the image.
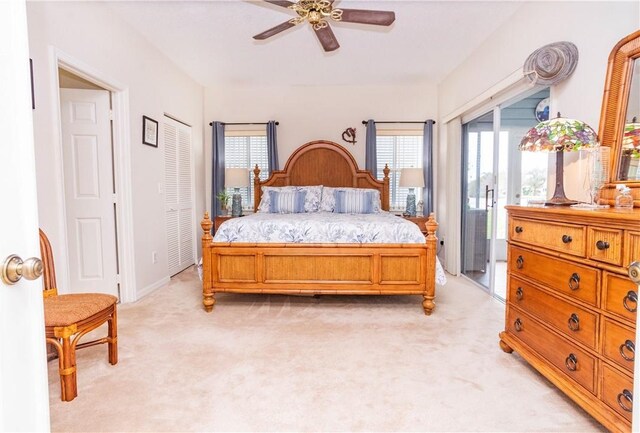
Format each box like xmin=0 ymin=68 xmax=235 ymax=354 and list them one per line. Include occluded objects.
xmin=44 ymin=293 xmax=117 ymax=327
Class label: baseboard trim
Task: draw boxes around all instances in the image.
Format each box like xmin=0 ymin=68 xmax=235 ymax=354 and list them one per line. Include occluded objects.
xmin=136 ymin=276 xmax=170 ymax=301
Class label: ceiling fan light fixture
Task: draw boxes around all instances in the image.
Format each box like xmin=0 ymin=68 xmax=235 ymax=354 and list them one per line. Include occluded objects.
xmin=254 ymin=0 xmax=395 ymax=52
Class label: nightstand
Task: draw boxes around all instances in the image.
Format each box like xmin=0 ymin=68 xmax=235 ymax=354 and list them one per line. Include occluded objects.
xmin=400 ymin=215 xmax=429 ymax=235
xmin=214 ymin=215 xmax=233 ymax=232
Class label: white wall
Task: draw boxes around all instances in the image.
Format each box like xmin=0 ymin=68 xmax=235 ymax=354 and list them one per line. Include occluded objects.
xmin=436 ymin=1 xmax=639 ymax=270
xmin=204 ymin=83 xmax=438 ymax=213
xmin=27 ymin=1 xmax=205 ymax=298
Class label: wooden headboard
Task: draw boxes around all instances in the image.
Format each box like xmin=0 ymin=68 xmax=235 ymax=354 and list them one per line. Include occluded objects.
xmin=253 ymin=140 xmax=390 ymax=210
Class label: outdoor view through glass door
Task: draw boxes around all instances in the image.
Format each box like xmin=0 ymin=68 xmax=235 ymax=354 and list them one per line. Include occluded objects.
xmin=461 ymin=88 xmax=549 ymax=299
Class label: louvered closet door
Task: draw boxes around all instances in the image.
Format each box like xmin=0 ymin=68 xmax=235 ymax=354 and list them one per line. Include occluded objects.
xmin=164 ymin=118 xmax=194 ymax=276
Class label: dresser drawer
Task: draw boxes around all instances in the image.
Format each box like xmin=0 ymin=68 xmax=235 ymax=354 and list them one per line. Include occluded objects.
xmin=588 ymin=227 xmax=623 ymax=266
xmin=510 ymin=246 xmax=599 ymax=307
xmin=603 ymin=271 xmax=638 ymax=323
xmin=602 ymin=318 xmax=636 ymax=373
xmin=510 ymin=218 xmax=585 ymax=257
xmin=625 ymin=231 xmax=640 ymax=268
xmin=506 ymin=306 xmax=596 ymax=393
xmin=601 ymin=364 xmax=634 ymax=422
xmin=509 ymin=276 xmax=598 ymax=350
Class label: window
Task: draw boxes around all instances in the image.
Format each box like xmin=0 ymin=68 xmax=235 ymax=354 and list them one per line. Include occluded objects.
xmin=224 ymin=133 xmax=269 ymax=209
xmin=376 ymin=132 xmax=423 ymax=210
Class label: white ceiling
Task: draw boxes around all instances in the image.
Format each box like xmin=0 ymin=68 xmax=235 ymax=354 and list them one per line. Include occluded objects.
xmin=107 ymin=1 xmax=523 ymax=88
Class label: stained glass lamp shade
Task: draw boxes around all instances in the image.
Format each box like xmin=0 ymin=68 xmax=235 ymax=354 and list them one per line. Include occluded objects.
xmin=519 ymin=115 xmax=599 ymax=205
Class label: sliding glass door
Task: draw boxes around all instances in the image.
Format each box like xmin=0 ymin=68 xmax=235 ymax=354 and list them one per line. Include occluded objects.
xmin=461 ymin=88 xmax=550 ymax=300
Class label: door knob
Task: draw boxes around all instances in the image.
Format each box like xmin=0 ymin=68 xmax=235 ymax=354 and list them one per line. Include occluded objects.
xmin=630 ymin=261 xmax=640 ymax=285
xmin=1 ymin=254 xmax=43 ymax=285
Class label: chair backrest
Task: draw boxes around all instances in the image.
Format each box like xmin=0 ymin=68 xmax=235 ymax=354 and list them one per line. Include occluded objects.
xmin=39 ymin=229 xmax=58 ymax=298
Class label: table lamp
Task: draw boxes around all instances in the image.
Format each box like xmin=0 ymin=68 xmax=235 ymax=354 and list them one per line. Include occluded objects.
xmin=519 ymin=113 xmax=599 ymax=205
xmin=225 ymin=168 xmax=249 ymax=217
xmin=399 ymin=168 xmax=425 ymax=217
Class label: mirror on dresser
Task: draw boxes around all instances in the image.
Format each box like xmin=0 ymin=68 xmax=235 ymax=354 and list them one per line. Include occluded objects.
xmin=599 ymin=30 xmax=640 ymax=206
xmin=620 ymin=59 xmax=640 ymax=181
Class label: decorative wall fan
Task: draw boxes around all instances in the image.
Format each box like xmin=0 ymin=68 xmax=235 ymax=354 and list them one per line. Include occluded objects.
xmin=253 ymin=0 xmax=395 ymax=52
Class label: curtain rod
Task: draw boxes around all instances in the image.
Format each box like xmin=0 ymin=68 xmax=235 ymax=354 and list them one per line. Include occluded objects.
xmin=362 ymin=120 xmax=436 ymax=125
xmin=208 ymin=121 xmax=279 ymax=126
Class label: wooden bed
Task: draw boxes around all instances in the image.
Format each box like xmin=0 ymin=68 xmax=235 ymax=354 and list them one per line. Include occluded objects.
xmin=200 ymin=140 xmax=439 ymax=315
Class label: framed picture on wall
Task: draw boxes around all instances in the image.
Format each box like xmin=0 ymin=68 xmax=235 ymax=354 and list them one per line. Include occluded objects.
xmin=142 ymin=115 xmax=158 ymax=147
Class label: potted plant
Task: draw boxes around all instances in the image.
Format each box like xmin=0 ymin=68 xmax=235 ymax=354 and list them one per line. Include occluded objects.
xmin=216 ymin=191 xmax=230 ymax=216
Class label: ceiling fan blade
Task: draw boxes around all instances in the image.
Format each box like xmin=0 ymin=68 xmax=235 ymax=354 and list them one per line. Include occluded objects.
xmin=338 ymin=9 xmax=396 ymax=26
xmin=263 ymin=0 xmax=295 ymax=8
xmin=314 ymin=25 xmax=340 ymax=52
xmin=253 ymin=20 xmax=297 ymax=40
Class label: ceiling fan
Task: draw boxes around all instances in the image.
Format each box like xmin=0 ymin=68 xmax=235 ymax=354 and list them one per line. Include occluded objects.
xmin=253 ymin=0 xmax=396 ymax=52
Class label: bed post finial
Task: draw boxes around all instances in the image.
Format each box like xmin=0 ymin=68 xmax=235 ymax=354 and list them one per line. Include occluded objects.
xmin=201 ymin=212 xmax=213 ymax=240
xmin=382 ymin=164 xmax=391 ymax=211
xmin=383 ymin=164 xmax=390 ymax=179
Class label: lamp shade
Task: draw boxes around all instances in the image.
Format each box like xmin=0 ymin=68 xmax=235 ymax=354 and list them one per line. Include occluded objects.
xmin=225 ymin=168 xmax=249 ymax=188
xmin=519 ymin=116 xmax=599 ymax=153
xmin=399 ymin=168 xmax=425 ymax=188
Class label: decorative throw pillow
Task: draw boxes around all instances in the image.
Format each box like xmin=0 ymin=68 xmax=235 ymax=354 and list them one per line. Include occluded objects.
xmin=268 ymin=190 xmax=307 ymax=214
xmin=258 ymin=186 xmax=322 ymax=213
xmin=320 ymin=187 xmax=381 ymax=213
xmin=334 ymin=189 xmax=375 ymax=214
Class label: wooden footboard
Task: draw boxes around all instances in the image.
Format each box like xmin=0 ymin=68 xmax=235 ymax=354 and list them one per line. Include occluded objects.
xmin=200 ymin=212 xmax=439 ymax=315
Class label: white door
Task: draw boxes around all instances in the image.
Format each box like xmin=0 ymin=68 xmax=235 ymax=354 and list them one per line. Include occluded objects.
xmin=60 ymin=89 xmax=119 ymax=297
xmin=164 ymin=118 xmax=194 ymax=276
xmin=0 ymin=0 xmax=51 ymax=430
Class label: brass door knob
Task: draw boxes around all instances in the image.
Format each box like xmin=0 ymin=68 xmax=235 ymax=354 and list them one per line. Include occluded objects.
xmin=1 ymin=255 xmax=43 ymax=285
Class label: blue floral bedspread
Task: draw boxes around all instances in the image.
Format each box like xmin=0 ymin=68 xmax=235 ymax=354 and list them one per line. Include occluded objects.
xmin=213 ymin=212 xmax=426 ymax=244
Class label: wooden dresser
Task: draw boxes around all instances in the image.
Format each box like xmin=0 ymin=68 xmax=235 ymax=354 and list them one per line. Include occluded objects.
xmin=500 ymin=205 xmax=640 ymax=432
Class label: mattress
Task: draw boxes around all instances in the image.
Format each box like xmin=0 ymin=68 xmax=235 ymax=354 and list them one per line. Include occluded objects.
xmin=213 ymin=211 xmax=426 ymax=244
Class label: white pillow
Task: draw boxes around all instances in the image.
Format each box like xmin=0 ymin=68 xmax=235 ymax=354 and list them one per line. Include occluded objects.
xmin=257 ymin=185 xmax=322 ymax=213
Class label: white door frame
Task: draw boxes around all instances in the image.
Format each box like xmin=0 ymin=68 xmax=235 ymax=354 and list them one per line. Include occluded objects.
xmin=48 ymin=47 xmax=136 ymax=303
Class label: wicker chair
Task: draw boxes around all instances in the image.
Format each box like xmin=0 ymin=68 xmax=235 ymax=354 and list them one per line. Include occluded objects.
xmin=39 ymin=229 xmax=118 ymax=402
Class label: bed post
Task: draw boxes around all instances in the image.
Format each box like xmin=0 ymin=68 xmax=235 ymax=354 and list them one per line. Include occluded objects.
xmin=423 ymin=212 xmax=438 ymax=315
xmin=382 ymin=164 xmax=390 ymax=211
xmin=201 ymin=212 xmax=215 ymax=312
xmin=253 ymin=165 xmax=261 ymax=211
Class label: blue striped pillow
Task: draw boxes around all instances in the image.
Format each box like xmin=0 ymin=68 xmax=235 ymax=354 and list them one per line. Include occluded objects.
xmin=268 ymin=190 xmax=307 ymax=214
xmin=334 ymin=190 xmax=375 ymax=214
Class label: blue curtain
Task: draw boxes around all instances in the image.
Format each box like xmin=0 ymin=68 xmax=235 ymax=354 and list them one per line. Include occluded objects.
xmin=212 ymin=121 xmax=225 ymax=218
xmin=365 ymin=119 xmax=377 ymax=176
xmin=266 ymin=120 xmax=279 ymax=171
xmin=422 ymin=120 xmax=435 ymax=216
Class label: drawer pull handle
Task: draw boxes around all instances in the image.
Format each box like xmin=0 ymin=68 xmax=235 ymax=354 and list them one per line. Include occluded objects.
xmin=565 ymin=353 xmax=578 ymax=371
xmin=568 ymin=273 xmax=580 ymax=291
xmin=617 ymin=389 xmax=633 ymax=413
xmin=567 ymin=313 xmax=580 ymax=331
xmin=619 ymin=340 xmax=635 ymax=362
xmin=514 ymin=318 xmax=523 ymax=332
xmin=515 ymin=287 xmax=523 ymax=300
xmin=596 ymin=240 xmax=610 ymax=250
xmin=515 ymin=226 xmax=523 ymax=234
xmin=623 ymin=291 xmax=638 ymax=313
xmin=516 ymin=256 xmax=524 ymax=270
xmin=562 ymin=234 xmax=572 ymax=244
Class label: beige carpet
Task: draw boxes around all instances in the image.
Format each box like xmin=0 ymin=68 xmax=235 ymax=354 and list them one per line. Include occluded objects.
xmin=48 ymin=267 xmax=604 ymax=432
